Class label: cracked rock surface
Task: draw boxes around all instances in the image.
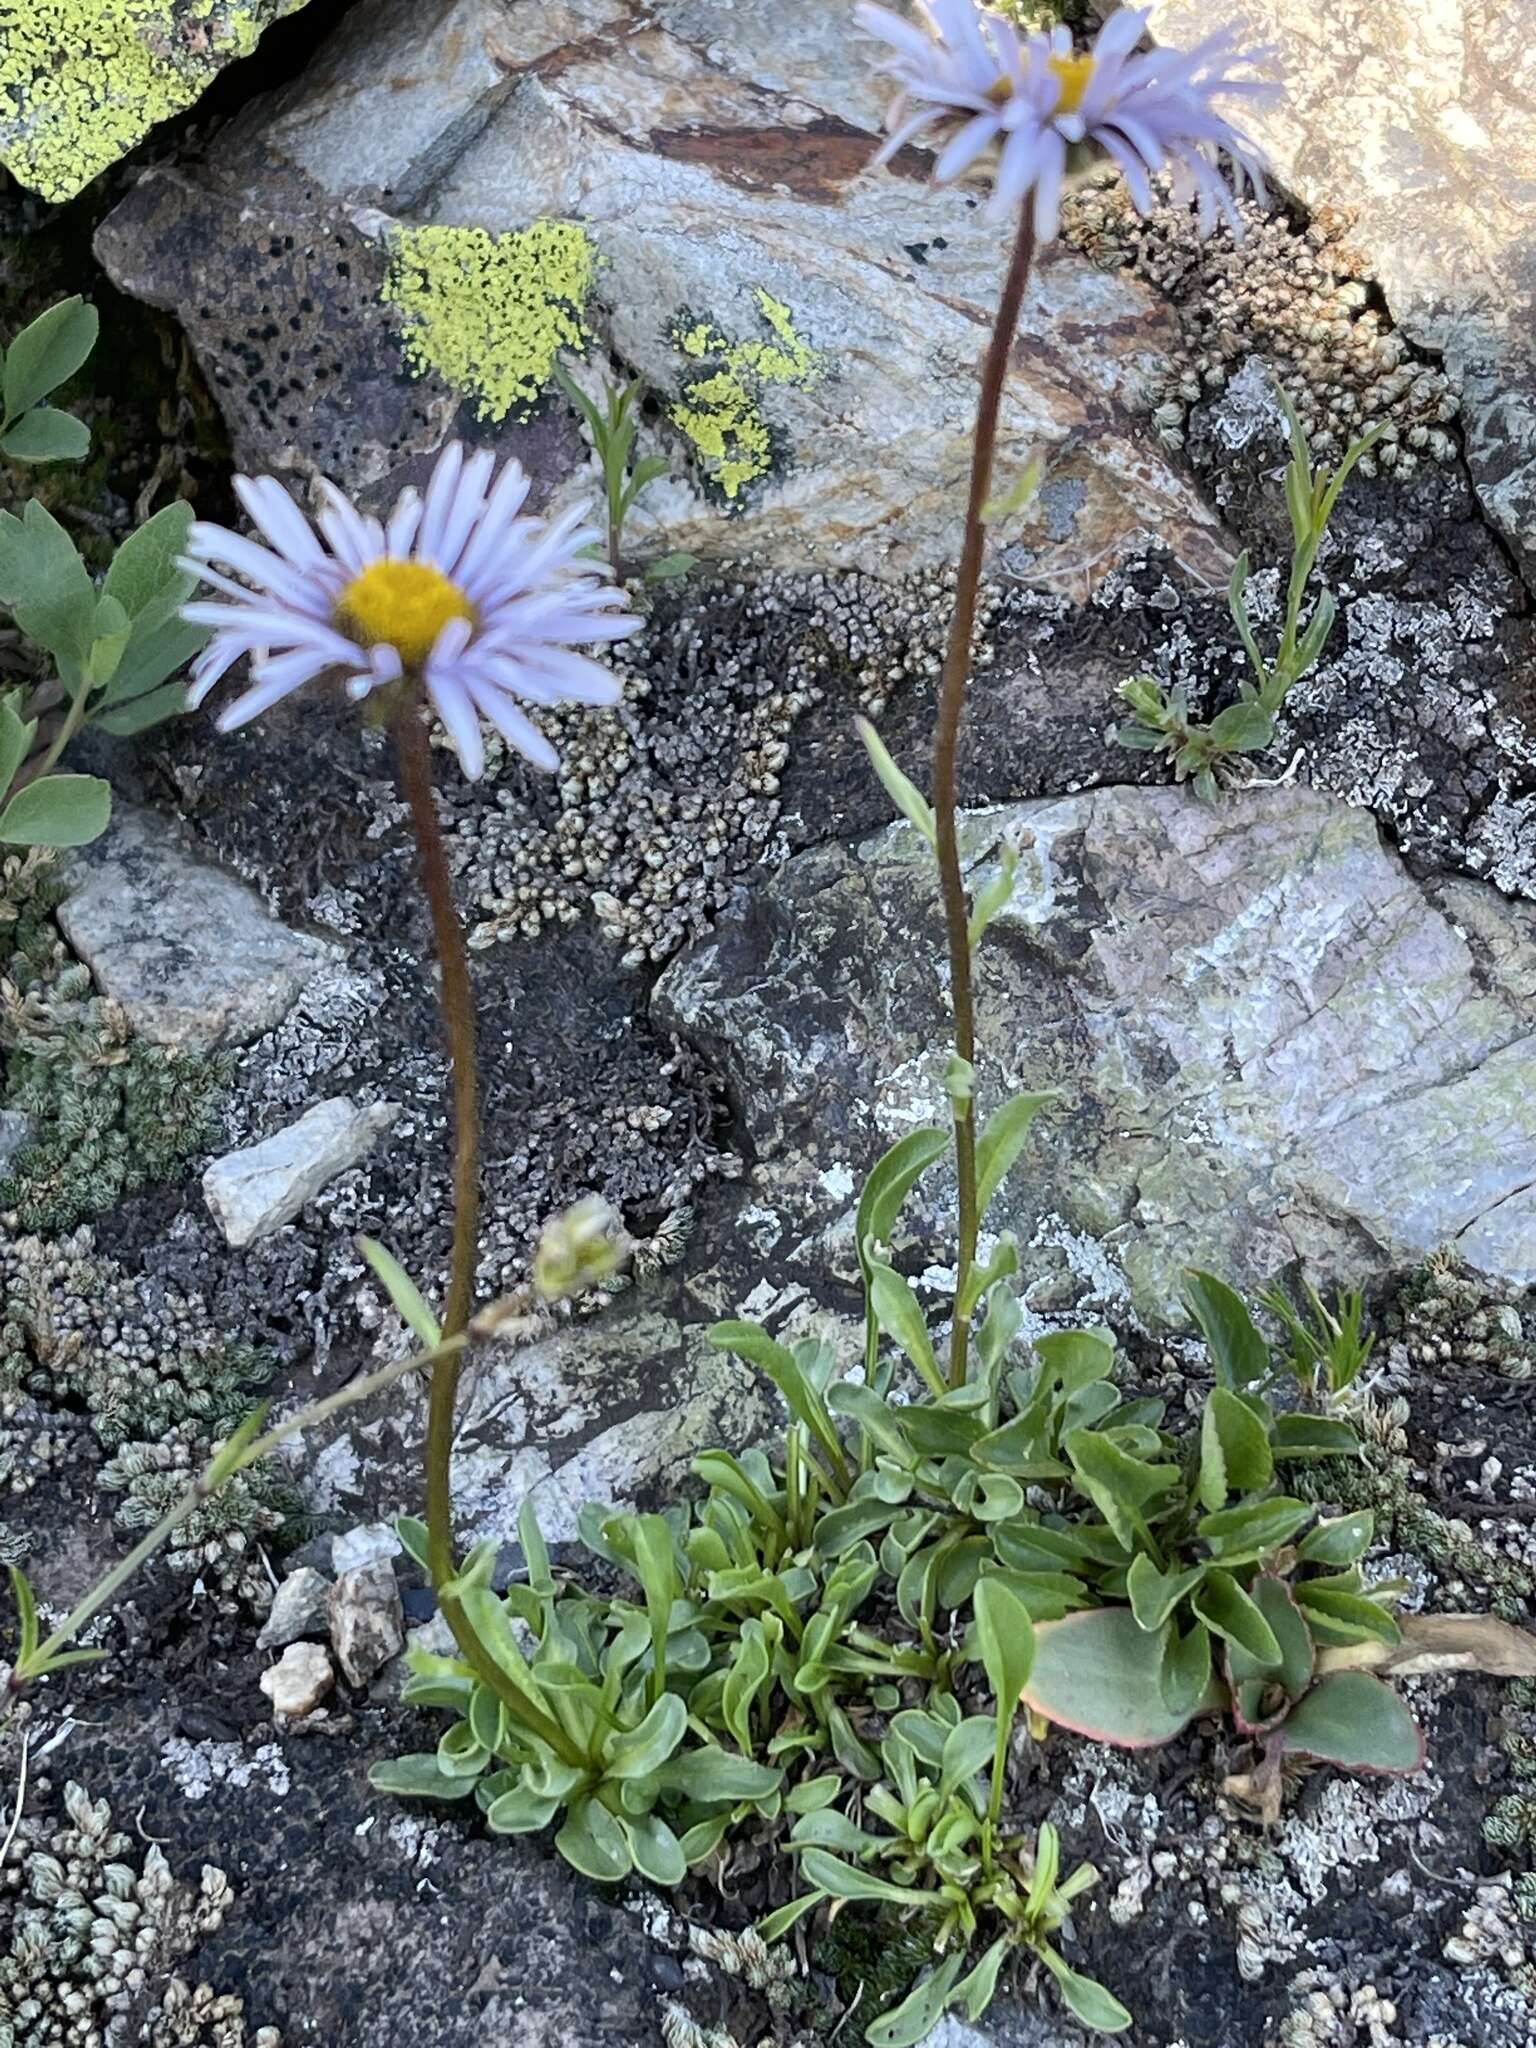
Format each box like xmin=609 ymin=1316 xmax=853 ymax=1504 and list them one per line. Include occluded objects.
xmin=94 ymin=0 xmax=1229 ymax=581
xmin=658 ymin=783 xmax=1536 ymax=1328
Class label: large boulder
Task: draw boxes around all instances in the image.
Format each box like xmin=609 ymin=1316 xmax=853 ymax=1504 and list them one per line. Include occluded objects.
xmin=0 ymin=1 xmax=314 ymax=202
xmin=95 ymin=0 xmax=1231 ymax=581
xmin=656 ymin=783 xmax=1536 ymax=1327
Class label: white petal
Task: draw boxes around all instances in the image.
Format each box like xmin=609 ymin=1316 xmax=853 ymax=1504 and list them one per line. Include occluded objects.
xmin=432 ymin=449 xmax=497 ymax=579
xmin=450 ymin=458 xmax=533 ymax=590
xmin=934 ymin=110 xmax=1000 ymax=183
xmin=424 ymin=672 xmax=485 ymax=780
xmin=386 ymin=488 xmax=423 ymax=559
xmin=234 ymin=475 xmax=329 ymax=571
xmin=468 ymin=684 xmax=560 ymax=773
xmin=415 ymin=442 xmax=466 ymax=566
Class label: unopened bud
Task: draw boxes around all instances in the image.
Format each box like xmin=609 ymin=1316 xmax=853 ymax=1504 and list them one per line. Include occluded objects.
xmin=532 ymin=1196 xmax=627 ymax=1302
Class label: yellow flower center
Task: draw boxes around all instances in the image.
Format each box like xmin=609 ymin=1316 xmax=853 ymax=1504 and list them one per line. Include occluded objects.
xmin=1048 ymin=51 xmax=1095 ymax=115
xmin=336 ymin=559 xmax=475 ymax=666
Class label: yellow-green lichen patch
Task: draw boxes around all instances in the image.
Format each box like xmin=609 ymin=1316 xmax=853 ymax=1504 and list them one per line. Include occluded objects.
xmin=667 ymin=289 xmax=824 ymax=504
xmin=0 ymin=2 xmax=302 ymax=203
xmin=382 ymin=222 xmax=596 ymax=424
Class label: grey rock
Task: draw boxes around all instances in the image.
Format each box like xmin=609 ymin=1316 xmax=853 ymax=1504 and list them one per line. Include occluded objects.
xmin=59 ymin=805 xmax=340 ymax=1052
xmin=656 ymin=784 xmax=1536 ymax=1327
xmin=95 ymin=0 xmax=1230 ymax=586
xmin=0 ymin=1110 xmax=33 ymax=1175
xmin=256 ymin=1566 xmax=332 ymax=1651
xmin=1148 ymin=0 xmax=1536 ymax=592
xmin=302 ymin=1296 xmax=772 ymax=1551
xmin=327 ymin=1560 xmax=405 ymax=1689
xmin=203 ymin=1097 xmax=400 ymax=1247
xmin=330 ymin=1521 xmax=404 ymax=1573
xmin=259 ymin=1640 xmax=336 ymax=1720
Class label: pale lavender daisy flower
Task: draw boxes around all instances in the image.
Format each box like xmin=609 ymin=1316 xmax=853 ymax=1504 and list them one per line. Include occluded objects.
xmin=180 ymin=444 xmax=640 ymax=780
xmin=857 ymin=1 xmax=1272 ymax=239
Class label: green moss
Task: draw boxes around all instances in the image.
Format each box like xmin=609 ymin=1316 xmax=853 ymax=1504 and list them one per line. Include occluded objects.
xmin=1302 ymin=1448 xmax=1536 ymax=1619
xmin=667 ymin=289 xmax=824 ymax=504
xmin=0 ymin=2 xmax=309 ymax=203
xmin=0 ymin=851 xmax=229 ymax=1231
xmin=813 ymin=1906 xmax=943 ymax=2017
xmin=382 ymin=221 xmax=596 ymax=423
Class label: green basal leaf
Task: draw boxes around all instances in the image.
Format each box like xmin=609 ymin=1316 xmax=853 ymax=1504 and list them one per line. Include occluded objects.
xmin=1182 ymin=1270 xmax=1270 ymax=1389
xmin=855 ymin=715 xmax=936 ymax=847
xmin=865 ymin=1954 xmax=967 ymax=2048
xmin=484 ymin=1784 xmax=562 ymax=1833
xmin=722 ymin=1620 xmax=772 ymax=1756
xmin=92 ymin=679 xmax=191 ymax=736
xmin=1191 ymin=1569 xmax=1281 ymax=1666
xmin=1293 ymin=1582 xmax=1400 ymax=1647
xmin=789 ymin=1806 xmax=881 ymax=1855
xmin=975 ymin=1091 xmax=1057 ymax=1220
xmin=973 ymin=1574 xmax=1035 ymax=1819
xmin=651 ymin=1747 xmax=783 ymax=1805
xmin=2 ymin=407 xmax=90 ymax=462
xmin=1298 ymin=1511 xmax=1373 ymax=1568
xmin=1025 ymin=1607 xmax=1207 ymax=1747
xmin=0 ymin=694 xmax=37 ymax=803
xmin=1227 ymin=1575 xmax=1314 ymax=1699
xmin=1199 ymin=1384 xmax=1274 ymax=1511
xmin=103 ymin=501 xmax=195 ymax=613
xmin=605 ymin=1692 xmax=688 ymax=1779
xmin=1063 ymin=1428 xmax=1177 ymax=1556
xmin=0 ymin=501 xmax=96 ymax=668
xmin=621 ymin=1811 xmax=688 ymax=1885
xmin=709 ymin=1319 xmax=849 ymax=1488
xmin=367 ymin=1755 xmax=480 ymax=1801
xmin=0 ymin=772 xmax=111 ymax=848
xmin=358 ymin=1235 xmax=443 ymax=1347
xmin=1158 ymin=1617 xmax=1212 ymax=1721
xmin=1037 ymin=1945 xmax=1133 ymax=2033
xmin=7 ymin=1562 xmax=39 ymax=1664
xmin=1126 ymin=1554 xmax=1204 ymax=1633
xmin=1204 ymin=700 xmax=1275 ymax=754
xmin=556 ymin=1796 xmax=632 ymax=1882
xmin=758 ymin=1891 xmax=824 ymax=1942
xmin=1226 ymin=549 xmax=1269 ymax=691
xmin=1279 ymin=1671 xmax=1423 ymax=1774
xmin=1270 ymin=1412 xmax=1360 ymax=1460
xmin=955 ymin=1933 xmax=1011 ymax=2023
xmin=797 ymin=1846 xmax=934 ymax=1908
xmin=3 ymin=296 xmax=98 ymax=422
xmin=642 ymin=550 xmax=696 ymax=584
xmin=1197 ymin=1495 xmax=1313 ymax=1564
xmin=869 ymin=1256 xmax=945 ymax=1399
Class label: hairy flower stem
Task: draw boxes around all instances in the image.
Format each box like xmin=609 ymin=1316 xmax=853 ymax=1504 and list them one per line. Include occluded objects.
xmin=392 ymin=713 xmax=504 ymax=1658
xmin=935 ymin=211 xmax=1036 ymax=1392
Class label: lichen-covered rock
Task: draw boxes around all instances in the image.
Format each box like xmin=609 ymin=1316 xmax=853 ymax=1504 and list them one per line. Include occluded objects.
xmin=1148 ymin=0 xmax=1536 ymax=592
xmin=59 ymin=806 xmax=342 ymax=1053
xmin=0 ymin=1 xmax=315 ymax=203
xmin=326 ymin=1558 xmax=404 ymax=1688
xmin=95 ymin=0 xmax=1229 ymax=582
xmin=656 ymin=784 xmax=1536 ymax=1326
